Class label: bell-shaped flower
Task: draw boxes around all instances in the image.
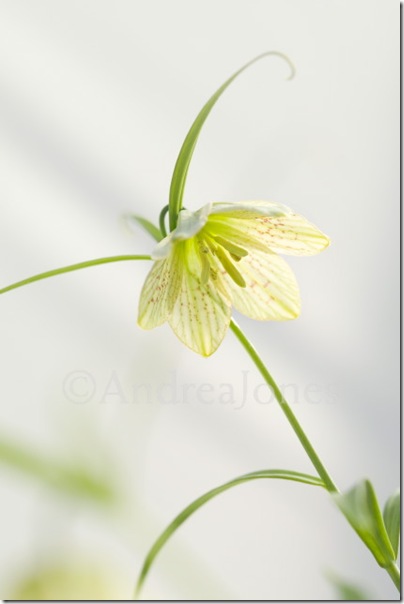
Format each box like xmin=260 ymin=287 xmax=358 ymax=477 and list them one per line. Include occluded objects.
xmin=138 ymin=201 xmax=329 ymax=356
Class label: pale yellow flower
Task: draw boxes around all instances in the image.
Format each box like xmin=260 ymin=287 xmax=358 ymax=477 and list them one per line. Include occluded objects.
xmin=138 ymin=201 xmax=329 ymax=356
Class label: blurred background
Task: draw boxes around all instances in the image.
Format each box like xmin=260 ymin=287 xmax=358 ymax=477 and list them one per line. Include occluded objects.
xmin=0 ymin=0 xmax=399 ymax=600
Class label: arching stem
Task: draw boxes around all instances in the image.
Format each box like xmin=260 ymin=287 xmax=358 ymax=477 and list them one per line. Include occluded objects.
xmin=230 ymin=319 xmax=338 ymax=493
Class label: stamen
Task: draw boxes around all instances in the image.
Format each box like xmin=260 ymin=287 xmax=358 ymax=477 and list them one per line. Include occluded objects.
xmin=230 ymin=253 xmax=242 ymax=262
xmin=213 ymin=236 xmax=248 ymax=259
xmin=215 ymin=246 xmax=246 ymax=288
xmin=197 ymin=238 xmax=211 ymax=284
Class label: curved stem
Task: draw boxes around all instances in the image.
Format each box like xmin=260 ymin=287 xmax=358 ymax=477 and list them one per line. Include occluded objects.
xmin=159 ymin=205 xmax=169 ymax=238
xmin=0 ymin=255 xmax=152 ymax=294
xmin=134 ymin=469 xmax=325 ymax=598
xmin=230 ymin=319 xmax=338 ymax=494
xmin=230 ymin=319 xmax=401 ymax=593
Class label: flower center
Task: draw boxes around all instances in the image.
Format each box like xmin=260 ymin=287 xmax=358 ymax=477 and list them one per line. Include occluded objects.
xmin=197 ymin=233 xmax=248 ymax=288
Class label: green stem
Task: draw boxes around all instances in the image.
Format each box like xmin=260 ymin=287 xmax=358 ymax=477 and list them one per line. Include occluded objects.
xmin=0 ymin=255 xmax=152 ymax=294
xmin=230 ymin=319 xmax=401 ymax=593
xmin=386 ymin=562 xmax=401 ymax=591
xmin=230 ymin=319 xmax=338 ymax=494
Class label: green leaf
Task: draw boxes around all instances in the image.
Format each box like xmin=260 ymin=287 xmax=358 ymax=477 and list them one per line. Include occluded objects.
xmin=326 ymin=572 xmax=371 ymax=600
xmin=334 ymin=480 xmax=396 ymax=568
xmin=125 ymin=214 xmax=163 ymax=242
xmin=168 ymin=51 xmax=295 ymax=231
xmin=0 ymin=255 xmax=152 ymax=295
xmin=383 ymin=490 xmax=400 ymax=559
xmin=134 ymin=469 xmax=324 ymax=598
xmin=0 ymin=437 xmax=116 ymax=505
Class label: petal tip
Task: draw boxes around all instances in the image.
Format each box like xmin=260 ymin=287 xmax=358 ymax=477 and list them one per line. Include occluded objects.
xmin=320 ymin=234 xmax=331 ymax=251
xmin=137 ymin=315 xmax=149 ymax=330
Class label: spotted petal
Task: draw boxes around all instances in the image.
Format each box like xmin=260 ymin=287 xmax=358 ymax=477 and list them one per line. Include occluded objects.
xmin=209 ymin=202 xmax=329 ymax=256
xmin=219 ymin=248 xmax=300 ymax=320
xmin=169 ymin=267 xmax=231 ymax=357
xmin=138 ymin=249 xmax=182 ymax=329
xmin=243 ymin=213 xmax=330 ymax=255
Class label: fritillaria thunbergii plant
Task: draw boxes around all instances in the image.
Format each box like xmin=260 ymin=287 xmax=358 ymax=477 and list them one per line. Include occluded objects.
xmin=1 ymin=52 xmax=399 ymax=599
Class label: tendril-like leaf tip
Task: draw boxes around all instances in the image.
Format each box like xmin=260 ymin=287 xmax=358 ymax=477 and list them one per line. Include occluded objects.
xmin=261 ymin=50 xmax=296 ymax=80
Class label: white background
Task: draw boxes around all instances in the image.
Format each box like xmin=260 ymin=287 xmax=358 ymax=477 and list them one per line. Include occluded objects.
xmin=0 ymin=0 xmax=399 ymax=600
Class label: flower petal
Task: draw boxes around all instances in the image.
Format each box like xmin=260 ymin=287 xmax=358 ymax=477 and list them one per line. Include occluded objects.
xmin=210 ymin=200 xmax=290 ymax=219
xmin=220 ymin=248 xmax=300 ymax=320
xmin=243 ymin=213 xmax=330 ymax=255
xmin=152 ymin=233 xmax=176 ymax=260
xmin=138 ymin=249 xmax=182 ymax=329
xmin=210 ymin=203 xmax=329 ymax=256
xmin=169 ymin=267 xmax=232 ymax=357
xmin=174 ymin=203 xmax=212 ymax=240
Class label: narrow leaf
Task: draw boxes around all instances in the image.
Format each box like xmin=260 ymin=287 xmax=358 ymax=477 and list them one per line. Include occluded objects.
xmin=334 ymin=480 xmax=396 ymax=568
xmin=326 ymin=572 xmax=371 ymax=600
xmin=168 ymin=51 xmax=295 ymax=231
xmin=0 ymin=437 xmax=116 ymax=505
xmin=135 ymin=469 xmax=324 ymax=597
xmin=383 ymin=490 xmax=400 ymax=559
xmin=124 ymin=214 xmax=163 ymax=242
xmin=0 ymin=255 xmax=152 ymax=295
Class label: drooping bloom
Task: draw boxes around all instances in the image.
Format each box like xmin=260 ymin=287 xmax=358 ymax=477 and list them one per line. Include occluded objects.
xmin=138 ymin=201 xmax=329 ymax=356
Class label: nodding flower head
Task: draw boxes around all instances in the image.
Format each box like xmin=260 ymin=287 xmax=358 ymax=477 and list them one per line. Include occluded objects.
xmin=138 ymin=201 xmax=329 ymax=356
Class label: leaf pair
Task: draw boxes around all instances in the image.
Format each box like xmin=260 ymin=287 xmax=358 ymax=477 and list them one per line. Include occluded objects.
xmin=135 ymin=475 xmax=400 ymax=598
xmin=334 ymin=480 xmax=400 ymax=581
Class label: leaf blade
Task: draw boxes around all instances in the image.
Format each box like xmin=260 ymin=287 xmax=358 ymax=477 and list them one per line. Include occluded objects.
xmin=383 ymin=490 xmax=400 ymax=559
xmin=168 ymin=51 xmax=295 ymax=231
xmin=0 ymin=437 xmax=116 ymax=505
xmin=124 ymin=214 xmax=163 ymax=242
xmin=135 ymin=469 xmax=324 ymax=598
xmin=334 ymin=480 xmax=396 ymax=568
xmin=0 ymin=255 xmax=152 ymax=295
xmin=326 ymin=572 xmax=371 ymax=600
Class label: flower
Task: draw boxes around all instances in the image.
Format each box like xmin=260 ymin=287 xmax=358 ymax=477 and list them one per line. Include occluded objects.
xmin=138 ymin=201 xmax=329 ymax=356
